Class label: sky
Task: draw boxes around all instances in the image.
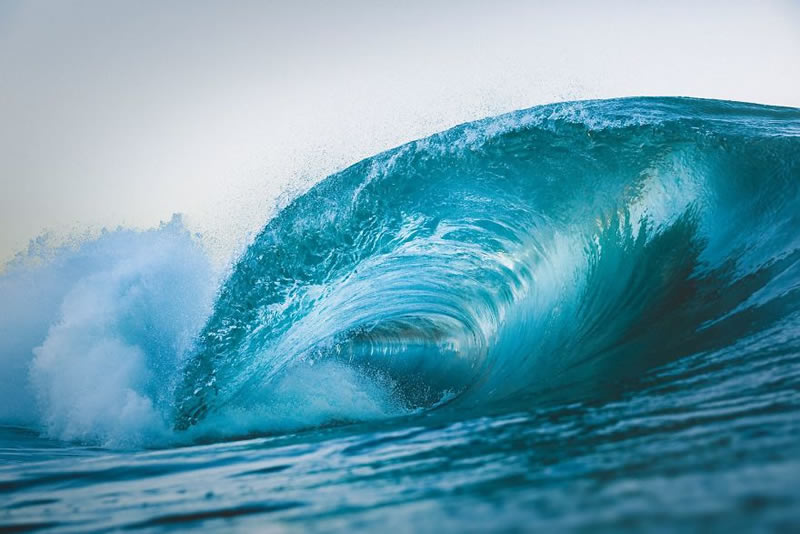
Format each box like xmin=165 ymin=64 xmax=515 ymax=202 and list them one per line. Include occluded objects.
xmin=1 ymin=0 xmax=799 ymax=266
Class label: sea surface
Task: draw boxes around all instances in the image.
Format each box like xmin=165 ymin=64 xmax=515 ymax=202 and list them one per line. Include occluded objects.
xmin=1 ymin=97 xmax=800 ymax=532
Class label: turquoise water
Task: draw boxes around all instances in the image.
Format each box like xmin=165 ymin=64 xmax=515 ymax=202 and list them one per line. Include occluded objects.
xmin=2 ymin=97 xmax=800 ymax=531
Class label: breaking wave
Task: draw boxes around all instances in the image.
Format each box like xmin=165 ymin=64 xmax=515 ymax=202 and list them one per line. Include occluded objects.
xmin=2 ymin=97 xmax=799 ymax=447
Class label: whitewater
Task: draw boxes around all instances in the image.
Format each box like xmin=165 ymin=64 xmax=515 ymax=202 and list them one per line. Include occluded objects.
xmin=1 ymin=97 xmax=800 ymax=532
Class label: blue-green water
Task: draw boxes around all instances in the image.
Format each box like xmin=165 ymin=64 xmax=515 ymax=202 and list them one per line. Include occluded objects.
xmin=2 ymin=97 xmax=800 ymax=532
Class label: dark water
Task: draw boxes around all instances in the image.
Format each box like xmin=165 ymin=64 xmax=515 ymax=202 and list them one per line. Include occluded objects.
xmin=2 ymin=97 xmax=800 ymax=532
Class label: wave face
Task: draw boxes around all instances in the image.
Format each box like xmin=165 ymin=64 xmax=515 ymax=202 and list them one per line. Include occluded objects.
xmin=173 ymin=97 xmax=800 ymax=438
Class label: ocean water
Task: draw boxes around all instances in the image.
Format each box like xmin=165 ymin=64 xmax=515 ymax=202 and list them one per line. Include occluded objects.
xmin=1 ymin=97 xmax=800 ymax=532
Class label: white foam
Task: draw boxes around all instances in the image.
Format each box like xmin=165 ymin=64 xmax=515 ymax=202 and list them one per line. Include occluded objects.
xmin=0 ymin=215 xmax=216 ymax=447
xmin=190 ymin=359 xmax=404 ymax=441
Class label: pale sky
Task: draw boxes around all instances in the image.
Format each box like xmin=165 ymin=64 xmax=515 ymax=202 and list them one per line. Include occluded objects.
xmin=1 ymin=0 xmax=798 ymax=266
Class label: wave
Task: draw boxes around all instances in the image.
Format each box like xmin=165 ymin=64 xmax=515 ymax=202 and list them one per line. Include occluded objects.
xmin=2 ymin=97 xmax=799 ymax=447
